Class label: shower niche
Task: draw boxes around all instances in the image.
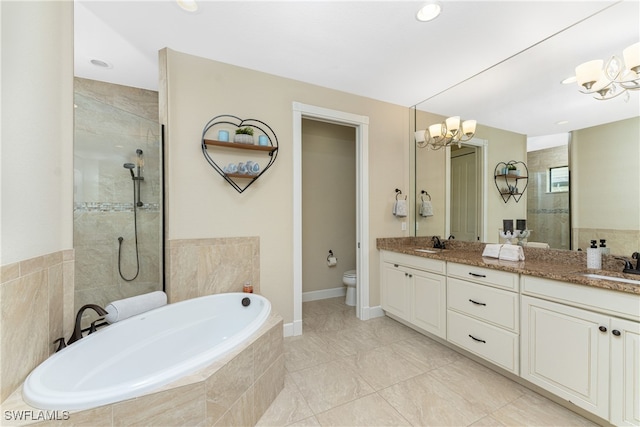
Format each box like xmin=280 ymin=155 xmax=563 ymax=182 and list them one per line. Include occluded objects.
xmin=201 ymin=114 xmax=279 ymax=193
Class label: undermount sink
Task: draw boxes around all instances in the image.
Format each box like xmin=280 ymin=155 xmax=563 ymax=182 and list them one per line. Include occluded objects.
xmin=582 ymin=273 xmax=640 ymax=286
xmin=414 ymin=248 xmax=445 ymax=254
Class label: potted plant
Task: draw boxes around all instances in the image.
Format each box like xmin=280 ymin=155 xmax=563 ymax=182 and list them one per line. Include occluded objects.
xmin=234 ymin=127 xmax=254 ymax=144
xmin=507 ymin=163 xmax=519 ymax=175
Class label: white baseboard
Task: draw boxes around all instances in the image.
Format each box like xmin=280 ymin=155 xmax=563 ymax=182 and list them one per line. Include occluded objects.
xmin=283 ymin=319 xmax=303 ymax=337
xmin=302 ymin=286 xmax=346 ymax=302
xmin=367 ymin=305 xmax=385 ymax=319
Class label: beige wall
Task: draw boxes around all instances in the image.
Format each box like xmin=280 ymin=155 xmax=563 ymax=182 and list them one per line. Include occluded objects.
xmin=160 ymin=48 xmax=409 ymax=324
xmin=302 ymin=119 xmax=356 ymax=294
xmin=0 ymin=1 xmax=74 ymax=402
xmin=414 ymin=111 xmax=528 ymax=242
xmin=1 ymin=1 xmax=74 ymax=264
xmin=571 ymin=116 xmax=640 ymax=255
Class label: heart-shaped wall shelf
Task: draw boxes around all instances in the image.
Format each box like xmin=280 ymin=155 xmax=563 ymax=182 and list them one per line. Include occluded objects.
xmin=494 ymin=160 xmax=528 ymax=203
xmin=201 ymin=114 xmax=279 ymax=193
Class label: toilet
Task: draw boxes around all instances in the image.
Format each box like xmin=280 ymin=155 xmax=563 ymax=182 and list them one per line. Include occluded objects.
xmin=343 ymin=270 xmax=357 ymax=306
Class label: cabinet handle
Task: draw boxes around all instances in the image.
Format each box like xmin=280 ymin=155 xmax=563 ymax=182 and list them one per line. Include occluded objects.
xmin=599 ymin=326 xmax=607 ymax=333
xmin=612 ymin=330 xmax=621 ymax=337
xmin=394 ymin=264 xmax=399 ymax=268
xmin=409 ymin=274 xmax=413 ymax=278
xmin=468 ymin=272 xmax=486 ymax=278
xmin=469 ymin=299 xmax=486 ymax=306
xmin=468 ymin=334 xmax=486 ymax=343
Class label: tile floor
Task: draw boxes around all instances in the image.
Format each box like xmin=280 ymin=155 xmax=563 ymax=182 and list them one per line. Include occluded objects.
xmin=256 ymin=297 xmax=599 ymax=427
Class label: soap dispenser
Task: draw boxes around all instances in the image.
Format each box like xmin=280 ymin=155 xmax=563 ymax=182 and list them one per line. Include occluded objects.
xmin=587 ymin=240 xmax=602 ymax=269
xmin=599 ymin=239 xmax=610 ymax=256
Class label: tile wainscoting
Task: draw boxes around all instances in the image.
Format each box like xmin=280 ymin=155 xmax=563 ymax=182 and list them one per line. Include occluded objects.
xmin=166 ymin=237 xmax=260 ymax=303
xmin=0 ymin=250 xmax=75 ymax=403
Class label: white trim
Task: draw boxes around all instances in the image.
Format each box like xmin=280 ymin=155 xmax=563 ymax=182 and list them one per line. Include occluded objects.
xmin=367 ymin=305 xmax=385 ymax=319
xmin=293 ymin=102 xmax=370 ymax=335
xmin=445 ymin=137 xmax=488 ymax=241
xmin=302 ymin=287 xmax=346 ymax=302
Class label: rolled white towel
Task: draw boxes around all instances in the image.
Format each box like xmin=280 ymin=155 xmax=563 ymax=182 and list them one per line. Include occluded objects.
xmin=499 ymin=244 xmax=525 ymax=261
xmin=525 ymin=242 xmax=550 ymax=249
xmin=482 ymin=244 xmax=502 ymax=258
xmin=105 ymin=291 xmax=167 ymax=323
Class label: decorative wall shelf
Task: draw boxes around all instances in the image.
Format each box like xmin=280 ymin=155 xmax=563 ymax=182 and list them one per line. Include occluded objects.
xmin=201 ymin=115 xmax=279 ymax=193
xmin=494 ymin=161 xmax=528 ymax=203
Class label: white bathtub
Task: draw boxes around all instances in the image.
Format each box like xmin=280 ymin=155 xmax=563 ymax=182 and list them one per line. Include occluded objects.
xmin=23 ymin=292 xmax=271 ymax=411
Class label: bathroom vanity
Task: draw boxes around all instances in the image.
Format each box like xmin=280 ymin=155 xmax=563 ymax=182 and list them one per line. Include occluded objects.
xmin=378 ymin=239 xmax=640 ymax=427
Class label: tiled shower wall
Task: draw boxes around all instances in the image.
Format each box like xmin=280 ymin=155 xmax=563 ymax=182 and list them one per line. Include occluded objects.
xmin=73 ymin=78 xmax=161 ymax=314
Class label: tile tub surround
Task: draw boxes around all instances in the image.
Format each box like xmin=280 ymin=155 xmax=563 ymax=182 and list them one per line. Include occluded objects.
xmin=0 ymin=250 xmax=75 ymax=403
xmin=377 ymin=237 xmax=640 ymax=295
xmin=1 ymin=313 xmax=284 ymax=427
xmin=166 ymin=237 xmax=260 ymax=303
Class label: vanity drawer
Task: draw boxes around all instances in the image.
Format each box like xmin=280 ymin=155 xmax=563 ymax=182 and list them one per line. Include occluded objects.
xmin=447 ymin=310 xmax=519 ymax=374
xmin=447 ymin=278 xmax=519 ymax=332
xmin=381 ymin=250 xmax=446 ymax=274
xmin=447 ymin=262 xmax=518 ymax=291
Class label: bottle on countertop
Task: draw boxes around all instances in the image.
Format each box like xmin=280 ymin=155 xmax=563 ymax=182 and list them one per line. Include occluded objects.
xmin=599 ymin=239 xmax=610 ymax=256
xmin=587 ymin=240 xmax=602 ymax=269
xmin=243 ymin=282 xmax=253 ymax=293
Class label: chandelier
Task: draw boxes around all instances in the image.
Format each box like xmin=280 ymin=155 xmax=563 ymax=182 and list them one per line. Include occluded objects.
xmin=574 ymin=42 xmax=640 ymax=101
xmin=415 ymin=116 xmax=477 ymax=150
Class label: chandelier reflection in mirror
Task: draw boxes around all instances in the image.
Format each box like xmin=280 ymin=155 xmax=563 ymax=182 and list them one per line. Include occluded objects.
xmin=574 ymin=42 xmax=640 ymax=101
xmin=415 ymin=116 xmax=477 ymax=150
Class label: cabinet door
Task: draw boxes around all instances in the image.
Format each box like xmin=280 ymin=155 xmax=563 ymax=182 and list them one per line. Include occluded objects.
xmin=610 ymin=317 xmax=640 ymax=426
xmin=381 ymin=263 xmax=410 ymax=320
xmin=521 ymin=296 xmax=610 ymax=419
xmin=411 ymin=269 xmax=446 ymax=339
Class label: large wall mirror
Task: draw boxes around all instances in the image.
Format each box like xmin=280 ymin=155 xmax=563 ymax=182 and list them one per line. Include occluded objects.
xmin=411 ymin=1 xmax=639 ymax=257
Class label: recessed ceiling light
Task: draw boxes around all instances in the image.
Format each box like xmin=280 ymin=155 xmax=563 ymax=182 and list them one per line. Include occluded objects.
xmin=416 ymin=1 xmax=442 ymax=22
xmin=556 ymin=120 xmax=569 ymax=125
xmin=90 ymin=59 xmax=112 ymax=69
xmin=176 ymin=0 xmax=198 ymax=12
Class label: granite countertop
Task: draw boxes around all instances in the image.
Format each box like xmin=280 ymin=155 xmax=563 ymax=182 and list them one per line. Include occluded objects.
xmin=377 ymin=237 xmax=640 ymax=296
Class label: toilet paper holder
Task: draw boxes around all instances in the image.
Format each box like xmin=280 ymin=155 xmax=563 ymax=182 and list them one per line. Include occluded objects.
xmin=327 ymin=250 xmax=338 ymax=267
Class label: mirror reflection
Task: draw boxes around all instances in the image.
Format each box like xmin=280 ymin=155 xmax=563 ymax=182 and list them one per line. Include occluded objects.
xmin=412 ymin=2 xmax=639 ymax=257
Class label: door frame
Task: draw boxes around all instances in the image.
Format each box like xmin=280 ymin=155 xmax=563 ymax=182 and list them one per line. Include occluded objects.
xmin=292 ymin=102 xmax=370 ymax=336
xmin=445 ymin=137 xmax=488 ymax=241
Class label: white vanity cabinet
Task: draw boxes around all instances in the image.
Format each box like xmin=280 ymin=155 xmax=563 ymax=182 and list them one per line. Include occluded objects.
xmin=380 ymin=251 xmax=447 ymax=339
xmin=521 ymin=275 xmax=640 ymax=424
xmin=446 ymin=263 xmax=520 ymax=374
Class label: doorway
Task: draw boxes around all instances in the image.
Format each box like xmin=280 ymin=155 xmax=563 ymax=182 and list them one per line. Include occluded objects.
xmin=450 ymin=146 xmax=478 ymax=241
xmin=301 ymin=119 xmax=356 ymax=304
xmin=445 ymin=137 xmax=488 ymax=242
xmin=292 ymin=102 xmax=370 ymax=337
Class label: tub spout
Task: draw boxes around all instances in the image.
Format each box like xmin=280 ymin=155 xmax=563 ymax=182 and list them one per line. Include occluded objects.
xmin=67 ymin=304 xmax=108 ymax=345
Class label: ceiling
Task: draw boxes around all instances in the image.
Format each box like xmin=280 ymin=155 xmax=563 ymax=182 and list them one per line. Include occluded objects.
xmin=75 ymin=1 xmax=640 ymax=138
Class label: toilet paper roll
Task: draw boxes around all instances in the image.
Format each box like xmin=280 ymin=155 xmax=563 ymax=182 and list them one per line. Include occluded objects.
xmin=327 ymin=256 xmax=338 ymax=267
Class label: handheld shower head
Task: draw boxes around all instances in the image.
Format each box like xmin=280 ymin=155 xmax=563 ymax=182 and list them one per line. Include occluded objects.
xmin=123 ymin=163 xmax=135 ymax=178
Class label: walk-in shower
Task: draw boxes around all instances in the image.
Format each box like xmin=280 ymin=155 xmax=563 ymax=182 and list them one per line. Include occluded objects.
xmin=73 ymin=77 xmax=161 ymax=315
